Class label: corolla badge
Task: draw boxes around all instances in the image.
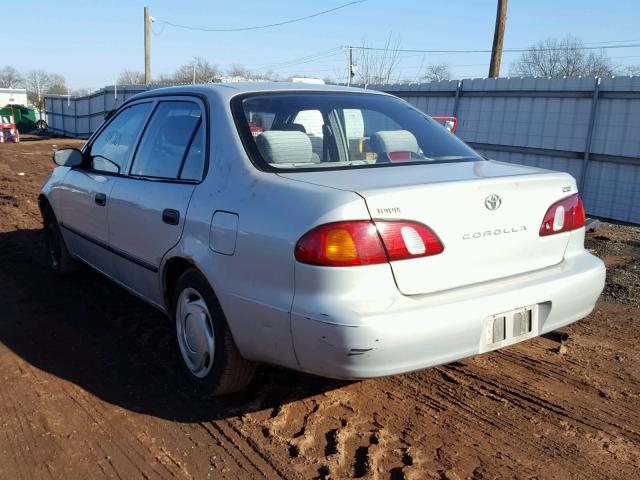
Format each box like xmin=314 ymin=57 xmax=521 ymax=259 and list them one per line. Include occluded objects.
xmin=485 ymin=194 xmax=502 ymax=211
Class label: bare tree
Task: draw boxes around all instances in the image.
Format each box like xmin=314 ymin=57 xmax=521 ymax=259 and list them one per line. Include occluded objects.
xmin=227 ymin=64 xmax=253 ymax=78
xmin=582 ymin=51 xmax=615 ymax=77
xmin=423 ymin=63 xmax=452 ymax=82
xmin=620 ymin=65 xmax=640 ymax=76
xmin=510 ymin=35 xmax=614 ymax=77
xmin=24 ymin=69 xmax=66 ymax=111
xmin=172 ymin=57 xmax=220 ymax=84
xmin=0 ymin=66 xmax=24 ymax=88
xmin=117 ymin=69 xmax=145 ymax=85
xmin=24 ymin=70 xmax=51 ymax=108
xmin=155 ymin=73 xmax=177 ymax=86
xmin=71 ymin=88 xmax=91 ymax=96
xmin=47 ymin=73 xmax=67 ymax=95
xmin=259 ymin=69 xmax=280 ymax=81
xmin=354 ymin=35 xmax=402 ymax=84
xmin=223 ymin=64 xmax=279 ymax=82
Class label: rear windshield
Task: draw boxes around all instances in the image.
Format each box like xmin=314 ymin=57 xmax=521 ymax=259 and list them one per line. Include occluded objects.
xmin=231 ymin=91 xmax=481 ymax=171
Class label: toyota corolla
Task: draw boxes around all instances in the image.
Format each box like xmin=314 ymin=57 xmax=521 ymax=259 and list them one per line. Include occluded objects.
xmin=39 ymin=83 xmax=605 ymax=395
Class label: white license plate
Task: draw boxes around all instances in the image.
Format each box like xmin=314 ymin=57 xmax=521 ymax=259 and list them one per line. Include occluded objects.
xmin=480 ymin=305 xmax=539 ymax=353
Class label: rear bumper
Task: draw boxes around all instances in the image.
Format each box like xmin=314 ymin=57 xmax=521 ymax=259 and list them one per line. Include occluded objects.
xmin=290 ymin=251 xmax=605 ymax=379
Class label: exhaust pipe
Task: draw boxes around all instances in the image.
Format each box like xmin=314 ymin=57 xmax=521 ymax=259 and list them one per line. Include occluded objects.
xmin=542 ymin=330 xmax=569 ymax=344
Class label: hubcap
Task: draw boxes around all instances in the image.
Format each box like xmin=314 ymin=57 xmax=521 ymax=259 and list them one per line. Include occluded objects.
xmin=176 ymin=287 xmax=215 ymax=378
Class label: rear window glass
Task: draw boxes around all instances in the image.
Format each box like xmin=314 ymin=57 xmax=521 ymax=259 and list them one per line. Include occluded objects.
xmin=232 ymin=92 xmax=480 ymax=171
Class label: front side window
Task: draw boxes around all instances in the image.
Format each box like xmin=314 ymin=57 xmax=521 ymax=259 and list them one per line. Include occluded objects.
xmin=90 ymin=102 xmax=152 ymax=173
xmin=233 ymin=92 xmax=481 ymax=171
xmin=130 ymin=101 xmax=203 ymax=180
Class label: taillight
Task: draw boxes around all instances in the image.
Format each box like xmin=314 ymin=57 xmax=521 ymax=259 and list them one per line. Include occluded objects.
xmin=295 ymin=220 xmax=444 ymax=267
xmin=539 ymin=194 xmax=586 ymax=236
xmin=376 ymin=221 xmax=444 ymax=261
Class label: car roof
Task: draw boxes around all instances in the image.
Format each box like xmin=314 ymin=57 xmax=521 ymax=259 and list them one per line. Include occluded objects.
xmin=128 ymin=81 xmax=388 ymax=103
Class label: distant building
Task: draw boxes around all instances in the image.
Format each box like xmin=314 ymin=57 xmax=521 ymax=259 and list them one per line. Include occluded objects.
xmin=214 ymin=75 xmax=269 ymax=83
xmin=290 ymin=77 xmax=325 ymax=85
xmin=0 ymin=88 xmax=28 ymax=107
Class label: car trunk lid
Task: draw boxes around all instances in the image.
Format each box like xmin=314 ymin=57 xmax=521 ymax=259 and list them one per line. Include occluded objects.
xmin=280 ymin=160 xmax=577 ymax=295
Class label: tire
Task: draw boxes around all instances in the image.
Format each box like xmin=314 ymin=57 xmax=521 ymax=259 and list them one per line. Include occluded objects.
xmin=42 ymin=204 xmax=79 ymax=275
xmin=172 ymin=268 xmax=256 ymax=396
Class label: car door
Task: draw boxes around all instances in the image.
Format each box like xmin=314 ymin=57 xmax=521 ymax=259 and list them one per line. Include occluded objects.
xmin=107 ymin=98 xmax=206 ymax=307
xmin=56 ymin=102 xmax=153 ymax=277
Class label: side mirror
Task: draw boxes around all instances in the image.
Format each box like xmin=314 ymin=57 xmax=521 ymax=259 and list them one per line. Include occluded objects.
xmin=53 ymin=148 xmax=83 ymax=167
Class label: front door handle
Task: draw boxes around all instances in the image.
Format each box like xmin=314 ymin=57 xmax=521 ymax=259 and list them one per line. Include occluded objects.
xmin=95 ymin=193 xmax=107 ymax=206
xmin=162 ymin=209 xmax=180 ymax=225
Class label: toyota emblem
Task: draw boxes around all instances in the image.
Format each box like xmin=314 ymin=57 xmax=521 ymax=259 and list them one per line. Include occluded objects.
xmin=485 ymin=194 xmax=502 ymax=210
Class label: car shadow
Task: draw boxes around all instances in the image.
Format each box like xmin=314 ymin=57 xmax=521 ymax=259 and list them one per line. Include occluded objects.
xmin=0 ymin=228 xmax=349 ymax=422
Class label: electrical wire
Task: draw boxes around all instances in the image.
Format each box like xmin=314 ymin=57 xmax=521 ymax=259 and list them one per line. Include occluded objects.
xmin=253 ymin=48 xmax=345 ymax=71
xmin=345 ymin=43 xmax=640 ymax=54
xmin=157 ymin=1 xmax=367 ymax=33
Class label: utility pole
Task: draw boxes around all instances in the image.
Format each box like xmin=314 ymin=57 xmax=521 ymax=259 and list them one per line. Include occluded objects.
xmin=347 ymin=47 xmax=355 ymax=86
xmin=488 ymin=0 xmax=508 ymax=78
xmin=144 ymin=6 xmax=151 ymax=85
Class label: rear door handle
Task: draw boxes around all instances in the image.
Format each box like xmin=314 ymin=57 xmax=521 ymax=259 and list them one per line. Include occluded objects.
xmin=162 ymin=209 xmax=180 ymax=225
xmin=95 ymin=193 xmax=107 ymax=206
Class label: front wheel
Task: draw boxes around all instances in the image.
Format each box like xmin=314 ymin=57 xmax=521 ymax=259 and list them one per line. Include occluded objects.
xmin=173 ymin=269 xmax=256 ymax=396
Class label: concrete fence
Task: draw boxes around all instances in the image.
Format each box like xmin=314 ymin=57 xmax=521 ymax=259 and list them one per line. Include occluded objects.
xmin=45 ymin=85 xmax=149 ymax=139
xmin=45 ymin=76 xmax=640 ymax=224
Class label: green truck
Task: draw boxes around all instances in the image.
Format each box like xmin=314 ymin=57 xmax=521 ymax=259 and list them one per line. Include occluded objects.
xmin=0 ymin=104 xmax=38 ymax=133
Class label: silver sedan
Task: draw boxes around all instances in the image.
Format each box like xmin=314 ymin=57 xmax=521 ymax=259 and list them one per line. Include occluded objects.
xmin=40 ymin=83 xmax=605 ymax=395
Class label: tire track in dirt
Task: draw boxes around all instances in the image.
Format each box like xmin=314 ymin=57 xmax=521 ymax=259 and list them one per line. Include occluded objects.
xmin=473 ymin=351 xmax=640 ymax=442
xmin=64 ymin=387 xmax=178 ymax=479
xmin=384 ymin=347 xmax=638 ymax=479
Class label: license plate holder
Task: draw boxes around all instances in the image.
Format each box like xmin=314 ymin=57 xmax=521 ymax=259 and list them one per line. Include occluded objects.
xmin=480 ymin=305 xmax=539 ymax=353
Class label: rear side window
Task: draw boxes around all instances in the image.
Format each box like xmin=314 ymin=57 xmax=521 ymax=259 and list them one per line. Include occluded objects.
xmin=90 ymin=102 xmax=152 ymax=173
xmin=130 ymin=101 xmax=203 ymax=180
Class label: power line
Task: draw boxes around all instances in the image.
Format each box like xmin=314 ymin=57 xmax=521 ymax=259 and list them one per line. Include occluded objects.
xmin=158 ymin=1 xmax=367 ymax=33
xmin=346 ymin=43 xmax=640 ymax=55
xmin=253 ymin=48 xmax=344 ymax=71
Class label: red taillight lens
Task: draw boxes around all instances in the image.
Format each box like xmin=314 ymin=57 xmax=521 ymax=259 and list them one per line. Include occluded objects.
xmin=295 ymin=220 xmax=444 ymax=267
xmin=376 ymin=221 xmax=444 ymax=261
xmin=539 ymin=194 xmax=586 ymax=236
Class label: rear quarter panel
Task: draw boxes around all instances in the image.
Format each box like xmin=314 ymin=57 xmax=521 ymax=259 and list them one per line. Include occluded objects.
xmin=168 ymin=91 xmax=372 ymax=369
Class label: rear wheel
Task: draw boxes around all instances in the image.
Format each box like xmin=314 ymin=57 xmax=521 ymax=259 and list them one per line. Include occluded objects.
xmin=42 ymin=204 xmax=79 ymax=275
xmin=173 ymin=269 xmax=256 ymax=396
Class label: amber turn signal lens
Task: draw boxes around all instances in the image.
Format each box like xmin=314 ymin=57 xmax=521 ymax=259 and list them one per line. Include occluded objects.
xmin=325 ymin=228 xmax=358 ymax=262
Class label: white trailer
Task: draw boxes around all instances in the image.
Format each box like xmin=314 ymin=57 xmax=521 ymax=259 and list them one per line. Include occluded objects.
xmin=0 ymin=88 xmax=28 ymax=107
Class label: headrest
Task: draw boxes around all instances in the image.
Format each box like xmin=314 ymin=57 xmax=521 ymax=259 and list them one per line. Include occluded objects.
xmin=256 ymin=130 xmax=313 ymax=164
xmin=279 ymin=123 xmax=307 ymax=133
xmin=370 ymin=130 xmax=419 ymax=154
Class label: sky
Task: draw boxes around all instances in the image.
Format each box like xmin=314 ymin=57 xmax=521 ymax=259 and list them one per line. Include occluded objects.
xmin=7 ymin=0 xmax=640 ymax=90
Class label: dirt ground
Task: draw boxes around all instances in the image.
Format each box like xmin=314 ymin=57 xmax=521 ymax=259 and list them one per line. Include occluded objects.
xmin=0 ymin=139 xmax=638 ymax=480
